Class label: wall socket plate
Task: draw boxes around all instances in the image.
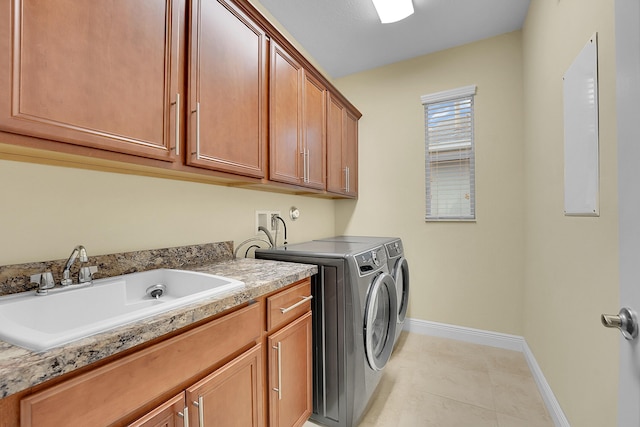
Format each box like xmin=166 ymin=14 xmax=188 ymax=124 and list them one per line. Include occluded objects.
xmin=255 ymin=210 xmax=281 ymax=234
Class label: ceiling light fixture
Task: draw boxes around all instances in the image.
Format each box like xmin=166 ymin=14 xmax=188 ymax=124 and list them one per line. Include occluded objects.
xmin=372 ymin=0 xmax=414 ymax=24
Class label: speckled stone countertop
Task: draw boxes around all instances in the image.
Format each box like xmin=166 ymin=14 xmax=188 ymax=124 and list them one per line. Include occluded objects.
xmin=0 ymin=257 xmax=316 ymax=399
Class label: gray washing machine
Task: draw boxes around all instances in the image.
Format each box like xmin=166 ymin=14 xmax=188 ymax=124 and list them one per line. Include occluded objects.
xmin=256 ymin=240 xmax=398 ymax=427
xmin=316 ymin=236 xmax=410 ymax=347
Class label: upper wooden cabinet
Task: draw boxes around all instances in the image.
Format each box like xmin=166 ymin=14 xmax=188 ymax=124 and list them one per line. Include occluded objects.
xmin=187 ymin=0 xmax=268 ymax=178
xmin=302 ymin=73 xmax=328 ymax=190
xmin=269 ymin=43 xmax=303 ymax=186
xmin=0 ymin=0 xmax=359 ymax=197
xmin=0 ymin=0 xmax=182 ymax=161
xmin=269 ymin=43 xmax=326 ymax=190
xmin=327 ymin=93 xmax=359 ymax=197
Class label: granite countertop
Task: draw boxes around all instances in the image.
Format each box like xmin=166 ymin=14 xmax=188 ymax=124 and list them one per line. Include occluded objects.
xmin=0 ymin=258 xmax=317 ymax=399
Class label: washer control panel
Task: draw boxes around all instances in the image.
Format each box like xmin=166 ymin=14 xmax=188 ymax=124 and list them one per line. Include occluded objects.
xmin=385 ymin=239 xmax=403 ymax=258
xmin=355 ymin=246 xmax=387 ymax=275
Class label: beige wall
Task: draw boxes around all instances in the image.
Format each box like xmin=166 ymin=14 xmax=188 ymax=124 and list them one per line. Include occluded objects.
xmin=0 ymin=158 xmax=336 ymax=265
xmin=522 ymin=0 xmax=619 ymax=425
xmin=334 ymin=31 xmax=526 ymax=336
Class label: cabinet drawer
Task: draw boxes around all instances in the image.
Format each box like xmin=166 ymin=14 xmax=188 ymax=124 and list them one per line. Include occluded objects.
xmin=20 ymin=302 xmax=261 ymax=427
xmin=267 ymin=279 xmax=312 ymax=331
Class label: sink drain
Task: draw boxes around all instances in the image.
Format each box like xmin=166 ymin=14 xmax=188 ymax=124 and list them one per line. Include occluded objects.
xmin=146 ymin=283 xmax=167 ymax=299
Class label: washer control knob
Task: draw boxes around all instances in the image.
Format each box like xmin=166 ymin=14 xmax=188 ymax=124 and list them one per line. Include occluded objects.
xmin=371 ymin=250 xmax=380 ymax=266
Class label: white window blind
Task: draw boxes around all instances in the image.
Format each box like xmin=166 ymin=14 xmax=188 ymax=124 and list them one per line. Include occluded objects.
xmin=421 ymin=85 xmax=476 ymax=221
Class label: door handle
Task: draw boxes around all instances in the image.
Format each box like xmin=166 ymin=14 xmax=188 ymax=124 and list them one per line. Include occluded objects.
xmin=601 ymin=307 xmax=638 ymax=340
xmin=177 ymin=407 xmax=189 ymax=427
xmin=273 ymin=342 xmax=282 ymax=400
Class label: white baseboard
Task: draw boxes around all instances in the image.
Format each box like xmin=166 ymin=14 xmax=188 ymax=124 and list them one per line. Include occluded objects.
xmin=403 ymin=318 xmax=570 ymax=427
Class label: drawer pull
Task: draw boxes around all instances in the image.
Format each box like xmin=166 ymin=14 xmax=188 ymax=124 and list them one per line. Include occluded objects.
xmin=280 ymin=295 xmax=313 ymax=314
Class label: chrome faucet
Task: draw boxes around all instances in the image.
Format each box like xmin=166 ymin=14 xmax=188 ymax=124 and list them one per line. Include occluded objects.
xmin=61 ymin=245 xmax=90 ymax=286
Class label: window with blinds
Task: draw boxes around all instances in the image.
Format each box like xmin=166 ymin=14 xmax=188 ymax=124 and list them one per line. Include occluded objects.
xmin=421 ymin=85 xmax=476 ymax=221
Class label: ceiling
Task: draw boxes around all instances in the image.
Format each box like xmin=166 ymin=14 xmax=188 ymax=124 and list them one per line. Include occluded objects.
xmin=258 ymin=0 xmax=531 ymax=79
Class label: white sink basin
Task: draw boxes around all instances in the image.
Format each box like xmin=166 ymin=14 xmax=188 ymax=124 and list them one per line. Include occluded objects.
xmin=0 ymin=269 xmax=244 ymax=351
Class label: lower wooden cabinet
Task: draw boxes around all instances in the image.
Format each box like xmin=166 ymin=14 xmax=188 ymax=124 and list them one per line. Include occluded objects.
xmin=16 ymin=279 xmax=313 ymax=427
xmin=129 ymin=345 xmax=263 ymax=427
xmin=186 ymin=344 xmax=263 ymax=427
xmin=268 ymin=312 xmax=312 ymax=427
xmin=19 ymin=303 xmax=261 ymax=427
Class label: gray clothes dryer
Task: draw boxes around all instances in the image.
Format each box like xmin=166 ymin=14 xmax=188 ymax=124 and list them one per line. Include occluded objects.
xmin=256 ymin=240 xmax=397 ymax=427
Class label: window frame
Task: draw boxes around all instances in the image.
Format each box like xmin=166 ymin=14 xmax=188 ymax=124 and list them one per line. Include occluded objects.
xmin=421 ymin=85 xmax=477 ymax=222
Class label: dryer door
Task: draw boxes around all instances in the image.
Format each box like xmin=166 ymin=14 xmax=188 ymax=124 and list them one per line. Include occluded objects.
xmin=364 ymin=272 xmax=398 ymax=371
xmin=393 ymin=257 xmax=410 ymax=324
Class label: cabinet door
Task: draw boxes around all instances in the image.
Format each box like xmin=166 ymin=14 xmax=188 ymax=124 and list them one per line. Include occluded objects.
xmin=188 ymin=0 xmax=268 ymax=178
xmin=186 ymin=344 xmax=263 ymax=427
xmin=269 ymin=42 xmax=303 ymax=186
xmin=302 ymin=73 xmax=327 ymax=190
xmin=127 ymin=394 xmax=187 ymax=427
xmin=0 ymin=0 xmax=182 ymax=161
xmin=326 ymin=93 xmax=358 ymax=197
xmin=268 ymin=311 xmax=312 ymax=427
xmin=344 ymin=109 xmax=359 ymax=197
xmin=327 ymin=94 xmax=346 ymax=194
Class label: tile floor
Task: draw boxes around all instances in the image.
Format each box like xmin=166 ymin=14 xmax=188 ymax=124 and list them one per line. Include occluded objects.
xmin=304 ymin=332 xmax=554 ymax=427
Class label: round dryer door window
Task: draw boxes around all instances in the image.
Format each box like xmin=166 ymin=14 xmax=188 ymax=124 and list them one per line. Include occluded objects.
xmin=364 ymin=272 xmax=398 ymax=371
xmin=394 ymin=257 xmax=410 ymax=324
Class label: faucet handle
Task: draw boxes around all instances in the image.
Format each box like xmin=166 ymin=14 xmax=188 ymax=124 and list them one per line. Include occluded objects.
xmin=79 ymin=265 xmax=98 ymax=284
xmin=31 ymin=272 xmax=55 ymax=295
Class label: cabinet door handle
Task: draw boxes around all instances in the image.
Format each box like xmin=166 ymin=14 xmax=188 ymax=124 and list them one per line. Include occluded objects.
xmin=280 ymin=295 xmax=313 ymax=314
xmin=172 ymin=93 xmax=181 ymax=156
xmin=192 ymin=102 xmax=201 ymax=158
xmin=272 ymin=342 xmax=282 ymax=400
xmin=343 ymin=167 xmax=348 ymax=192
xmin=305 ymin=149 xmax=310 ymax=183
xmin=178 ymin=406 xmax=189 ymax=427
xmin=302 ymin=149 xmax=307 ymax=183
xmin=346 ymin=166 xmax=350 ymax=193
xmin=192 ymin=397 xmax=204 ymax=427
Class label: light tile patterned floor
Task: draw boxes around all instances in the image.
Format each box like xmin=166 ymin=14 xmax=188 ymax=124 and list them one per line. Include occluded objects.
xmin=304 ymin=332 xmax=554 ymax=427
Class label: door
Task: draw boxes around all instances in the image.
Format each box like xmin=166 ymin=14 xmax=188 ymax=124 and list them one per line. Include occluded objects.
xmin=344 ymin=108 xmax=359 ymax=197
xmin=268 ymin=311 xmax=313 ymax=427
xmin=269 ymin=42 xmax=303 ymax=186
xmin=613 ymin=0 xmax=640 ymax=425
xmin=302 ymin=72 xmax=327 ymax=190
xmin=326 ymin=93 xmax=358 ymax=197
xmin=188 ymin=0 xmax=268 ymax=178
xmin=326 ymin=94 xmax=345 ymax=194
xmin=364 ymin=273 xmax=397 ymax=371
xmin=185 ymin=344 xmax=263 ymax=427
xmin=392 ymin=256 xmax=410 ymax=325
xmin=0 ymin=0 xmax=182 ymax=161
